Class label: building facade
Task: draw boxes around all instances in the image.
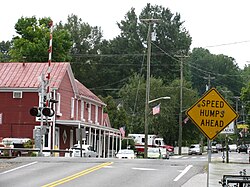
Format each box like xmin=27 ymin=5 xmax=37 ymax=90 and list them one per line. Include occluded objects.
xmin=0 ymin=62 xmax=121 ymax=157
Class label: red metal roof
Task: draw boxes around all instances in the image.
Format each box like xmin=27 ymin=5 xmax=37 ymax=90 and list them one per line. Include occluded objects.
xmin=0 ymin=62 xmax=69 ymax=88
xmin=75 ymin=79 xmax=104 ymax=104
xmin=0 ymin=62 xmax=104 ymax=105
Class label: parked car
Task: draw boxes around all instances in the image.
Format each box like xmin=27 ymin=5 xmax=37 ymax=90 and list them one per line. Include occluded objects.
xmin=70 ymin=144 xmax=98 ymax=157
xmin=228 ymin=144 xmax=237 ymax=152
xmin=216 ymin=144 xmax=223 ymax=152
xmin=2 ymin=138 xmax=31 ymax=157
xmin=211 ymin=145 xmax=218 ymax=153
xmin=188 ymin=144 xmax=202 ymax=155
xmin=238 ymin=144 xmax=248 ymax=153
xmin=115 ymin=149 xmax=136 ymax=159
xmin=160 ymin=148 xmax=170 ymax=159
xmin=147 ymin=147 xmax=161 ymax=159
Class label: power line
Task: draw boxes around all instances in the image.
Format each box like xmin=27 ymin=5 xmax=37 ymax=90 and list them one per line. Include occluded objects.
xmin=204 ymin=40 xmax=250 ymax=48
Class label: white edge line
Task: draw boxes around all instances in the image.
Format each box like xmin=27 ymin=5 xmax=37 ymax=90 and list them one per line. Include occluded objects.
xmin=173 ymin=164 xmax=193 ymax=182
xmin=0 ymin=161 xmax=38 ymax=175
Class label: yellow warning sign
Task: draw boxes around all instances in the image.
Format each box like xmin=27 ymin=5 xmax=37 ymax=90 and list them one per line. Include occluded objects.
xmin=186 ymin=88 xmax=238 ymax=140
xmin=237 ymin=124 xmax=249 ymax=129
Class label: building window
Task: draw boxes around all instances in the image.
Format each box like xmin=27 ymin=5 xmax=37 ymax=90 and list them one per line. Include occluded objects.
xmin=95 ymin=105 xmax=98 ymax=124
xmin=71 ymin=97 xmax=74 ymax=119
xmin=56 ymin=93 xmax=62 ymax=116
xmin=13 ymin=91 xmax=22 ymax=98
xmin=88 ymin=103 xmax=91 ymax=122
xmin=81 ymin=100 xmax=85 ymax=121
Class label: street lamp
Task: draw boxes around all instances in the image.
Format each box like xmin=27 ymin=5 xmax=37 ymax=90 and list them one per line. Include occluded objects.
xmin=149 ymin=96 xmax=171 ymax=104
xmin=144 ymin=96 xmax=170 ymax=158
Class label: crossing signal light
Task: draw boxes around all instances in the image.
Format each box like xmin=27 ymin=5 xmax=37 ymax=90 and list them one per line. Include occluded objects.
xmin=42 ymin=107 xmax=55 ymax=117
xmin=30 ymin=107 xmax=41 ymax=117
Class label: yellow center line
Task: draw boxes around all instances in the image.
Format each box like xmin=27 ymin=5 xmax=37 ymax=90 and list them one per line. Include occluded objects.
xmin=42 ymin=162 xmax=113 ymax=187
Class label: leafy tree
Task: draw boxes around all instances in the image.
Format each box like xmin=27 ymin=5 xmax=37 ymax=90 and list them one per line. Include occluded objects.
xmin=9 ymin=16 xmax=72 ymax=62
xmin=0 ymin=41 xmax=11 ymax=62
xmin=82 ymin=3 xmax=192 ymax=97
xmin=58 ymin=14 xmax=106 ymax=91
xmin=118 ymin=73 xmax=199 ymax=145
xmin=188 ymin=48 xmax=243 ymax=97
xmin=139 ymin=4 xmax=192 ymax=84
xmin=100 ymin=95 xmax=129 ymax=130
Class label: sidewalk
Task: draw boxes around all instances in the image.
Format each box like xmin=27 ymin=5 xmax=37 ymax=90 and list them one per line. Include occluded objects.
xmin=182 ymin=153 xmax=250 ymax=187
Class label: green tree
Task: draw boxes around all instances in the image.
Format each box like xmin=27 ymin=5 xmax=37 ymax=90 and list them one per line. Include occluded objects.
xmin=118 ymin=73 xmax=199 ymax=145
xmin=9 ymin=16 xmax=72 ymax=62
xmin=84 ymin=3 xmax=192 ymax=97
xmin=0 ymin=41 xmax=11 ymax=62
xmin=188 ymin=48 xmax=243 ymax=97
xmin=100 ymin=95 xmax=129 ymax=130
xmin=58 ymin=14 xmax=105 ymax=91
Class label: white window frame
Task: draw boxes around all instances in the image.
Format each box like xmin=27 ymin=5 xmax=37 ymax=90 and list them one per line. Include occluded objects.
xmin=56 ymin=93 xmax=62 ymax=116
xmin=13 ymin=91 xmax=23 ymax=99
xmin=71 ymin=97 xmax=74 ymax=119
xmin=88 ymin=103 xmax=92 ymax=122
xmin=95 ymin=105 xmax=99 ymax=124
xmin=81 ymin=100 xmax=85 ymax=121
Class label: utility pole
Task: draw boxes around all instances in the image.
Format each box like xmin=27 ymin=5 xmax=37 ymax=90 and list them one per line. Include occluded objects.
xmin=141 ymin=18 xmax=160 ymax=158
xmin=175 ymin=55 xmax=188 ymax=155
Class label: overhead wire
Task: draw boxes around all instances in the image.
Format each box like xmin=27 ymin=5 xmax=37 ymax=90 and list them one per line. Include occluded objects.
xmin=150 ymin=41 xmax=244 ymax=96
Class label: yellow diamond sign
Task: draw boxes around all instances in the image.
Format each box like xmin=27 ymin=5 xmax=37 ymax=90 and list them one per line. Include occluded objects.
xmin=186 ymin=88 xmax=238 ymax=140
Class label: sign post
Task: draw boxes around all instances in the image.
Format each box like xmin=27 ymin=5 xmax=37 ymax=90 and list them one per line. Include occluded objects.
xmin=186 ymin=88 xmax=238 ymax=187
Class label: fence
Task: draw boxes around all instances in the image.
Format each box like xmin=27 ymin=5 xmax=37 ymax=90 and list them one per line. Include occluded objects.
xmin=0 ymin=147 xmax=72 ymax=157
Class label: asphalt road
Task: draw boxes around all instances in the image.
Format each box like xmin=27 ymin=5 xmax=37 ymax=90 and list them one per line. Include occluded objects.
xmin=0 ymin=156 xmax=206 ymax=187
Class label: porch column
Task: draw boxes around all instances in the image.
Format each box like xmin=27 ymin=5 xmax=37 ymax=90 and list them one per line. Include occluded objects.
xmin=111 ymin=132 xmax=114 ymax=157
xmin=88 ymin=127 xmax=92 ymax=145
xmin=116 ymin=133 xmax=118 ymax=153
xmin=119 ymin=134 xmax=122 ymax=151
xmin=98 ymin=129 xmax=101 ymax=158
xmin=103 ymin=130 xmax=106 ymax=158
xmin=77 ymin=123 xmax=81 ymax=145
xmin=94 ymin=128 xmax=97 ymax=151
xmin=107 ymin=131 xmax=110 ymax=158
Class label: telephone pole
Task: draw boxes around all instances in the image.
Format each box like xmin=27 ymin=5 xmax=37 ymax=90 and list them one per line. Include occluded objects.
xmin=141 ymin=18 xmax=160 ymax=158
xmin=175 ymin=55 xmax=188 ymax=155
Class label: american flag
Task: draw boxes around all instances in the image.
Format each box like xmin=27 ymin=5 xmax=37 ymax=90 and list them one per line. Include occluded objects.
xmin=152 ymin=104 xmax=160 ymax=115
xmin=183 ymin=117 xmax=189 ymax=124
xmin=119 ymin=126 xmax=125 ymax=138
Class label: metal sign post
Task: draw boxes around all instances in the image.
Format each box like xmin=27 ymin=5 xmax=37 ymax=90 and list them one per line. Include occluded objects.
xmin=186 ymin=88 xmax=239 ymax=187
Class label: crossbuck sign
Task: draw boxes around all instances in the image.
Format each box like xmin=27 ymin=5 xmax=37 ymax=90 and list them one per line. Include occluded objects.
xmin=186 ymin=88 xmax=238 ymax=140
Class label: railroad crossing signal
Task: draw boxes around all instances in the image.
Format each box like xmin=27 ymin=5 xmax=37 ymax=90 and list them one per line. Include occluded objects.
xmin=30 ymin=107 xmax=54 ymax=117
xmin=186 ymin=88 xmax=238 ymax=140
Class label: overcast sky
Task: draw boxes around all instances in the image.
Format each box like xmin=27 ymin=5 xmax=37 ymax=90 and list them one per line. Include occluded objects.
xmin=2 ymin=0 xmax=250 ymax=68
